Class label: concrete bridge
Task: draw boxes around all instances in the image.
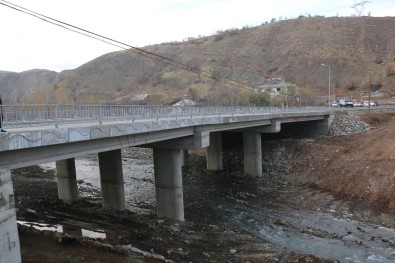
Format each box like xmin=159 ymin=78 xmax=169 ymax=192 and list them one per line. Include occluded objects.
xmin=0 ymin=104 xmax=333 ymax=262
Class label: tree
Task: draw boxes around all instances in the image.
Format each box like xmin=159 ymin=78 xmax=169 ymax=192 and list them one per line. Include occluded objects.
xmin=351 ymin=0 xmax=371 ymax=17
xmin=249 ymin=92 xmax=271 ymax=106
xmin=206 ymin=85 xmax=242 ymax=106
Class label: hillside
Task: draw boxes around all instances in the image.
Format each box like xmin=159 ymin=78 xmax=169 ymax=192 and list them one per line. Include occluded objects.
xmin=1 ymin=16 xmax=394 ymax=105
xmin=0 ymin=69 xmax=58 ymax=103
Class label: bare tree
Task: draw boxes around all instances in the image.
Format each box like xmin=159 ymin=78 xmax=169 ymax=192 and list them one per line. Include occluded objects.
xmin=351 ymin=0 xmax=371 ymax=17
xmin=207 ymin=85 xmax=242 ymax=106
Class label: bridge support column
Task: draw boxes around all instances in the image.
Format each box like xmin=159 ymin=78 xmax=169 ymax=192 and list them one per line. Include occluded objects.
xmin=243 ymin=132 xmax=262 ymax=177
xmin=56 ymin=159 xmax=78 ymax=204
xmin=206 ymin=132 xmax=223 ymax=170
xmin=153 ymin=148 xmax=184 ymax=221
xmin=0 ymin=168 xmax=21 ymax=263
xmin=98 ymin=149 xmax=125 ymax=210
xmin=181 ymin=150 xmax=189 ymax=167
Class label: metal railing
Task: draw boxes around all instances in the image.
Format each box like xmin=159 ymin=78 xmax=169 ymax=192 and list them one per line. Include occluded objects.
xmin=0 ymin=104 xmax=329 ymax=129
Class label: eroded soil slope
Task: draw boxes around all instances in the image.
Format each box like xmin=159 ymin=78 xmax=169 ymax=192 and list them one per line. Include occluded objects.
xmin=290 ymin=113 xmax=395 ymax=213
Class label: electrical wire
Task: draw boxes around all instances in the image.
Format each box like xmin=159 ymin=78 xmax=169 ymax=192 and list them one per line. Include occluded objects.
xmin=0 ymin=0 xmax=255 ymax=90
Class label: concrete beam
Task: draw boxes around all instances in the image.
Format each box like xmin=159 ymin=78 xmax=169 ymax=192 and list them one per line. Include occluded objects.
xmin=56 ymin=159 xmax=79 ymax=204
xmin=0 ymin=127 xmax=194 ymax=170
xmin=153 ymin=148 xmax=184 ymax=221
xmin=98 ymin=149 xmax=125 ymax=210
xmin=275 ymin=115 xmax=325 ymax=124
xmin=259 ymin=121 xmax=281 ymax=133
xmin=142 ymin=131 xmax=210 ymax=150
xmin=196 ymin=119 xmax=271 ymax=133
xmin=0 ymin=168 xmax=21 ymax=263
xmin=234 ymin=121 xmax=281 ymax=133
xmin=243 ymin=132 xmax=262 ymax=177
xmin=206 ymin=132 xmax=223 ymax=170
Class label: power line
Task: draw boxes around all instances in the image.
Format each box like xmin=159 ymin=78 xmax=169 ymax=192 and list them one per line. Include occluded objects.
xmin=0 ymin=0 xmax=255 ymax=90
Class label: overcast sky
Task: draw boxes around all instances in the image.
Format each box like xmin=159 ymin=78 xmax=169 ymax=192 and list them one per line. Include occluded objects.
xmin=0 ymin=0 xmax=394 ymax=73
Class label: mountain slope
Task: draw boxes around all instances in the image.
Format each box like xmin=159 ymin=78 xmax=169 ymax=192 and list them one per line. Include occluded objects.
xmin=1 ymin=16 xmax=394 ymax=104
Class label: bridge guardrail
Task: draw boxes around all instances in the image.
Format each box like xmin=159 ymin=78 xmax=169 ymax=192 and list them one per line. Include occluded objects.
xmin=0 ymin=104 xmax=330 ymax=129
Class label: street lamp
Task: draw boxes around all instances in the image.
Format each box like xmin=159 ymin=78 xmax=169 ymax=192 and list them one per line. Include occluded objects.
xmin=321 ymin=64 xmax=331 ymax=107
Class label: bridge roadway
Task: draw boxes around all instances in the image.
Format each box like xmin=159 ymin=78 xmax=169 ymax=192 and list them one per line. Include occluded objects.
xmin=0 ymin=105 xmax=333 ymax=263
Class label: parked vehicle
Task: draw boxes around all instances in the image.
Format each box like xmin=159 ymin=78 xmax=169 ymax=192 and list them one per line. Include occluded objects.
xmin=339 ymin=98 xmax=353 ymax=107
xmin=364 ymin=101 xmax=376 ymax=106
xmin=353 ymin=101 xmax=363 ymax=107
xmin=331 ymin=101 xmax=338 ymax=107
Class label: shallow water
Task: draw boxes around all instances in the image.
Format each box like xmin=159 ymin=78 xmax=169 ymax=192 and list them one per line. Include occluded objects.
xmin=18 ymin=220 xmax=108 ymax=239
xmin=40 ymin=156 xmax=156 ymax=214
xmin=39 ymin=156 xmax=395 ymax=262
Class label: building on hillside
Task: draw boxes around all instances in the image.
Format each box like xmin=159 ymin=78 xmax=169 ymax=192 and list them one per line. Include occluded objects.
xmin=130 ymin=94 xmax=150 ymax=105
xmin=256 ymin=78 xmax=298 ymax=97
xmin=256 ymin=77 xmax=299 ymax=106
xmin=172 ymin=98 xmax=198 ymax=107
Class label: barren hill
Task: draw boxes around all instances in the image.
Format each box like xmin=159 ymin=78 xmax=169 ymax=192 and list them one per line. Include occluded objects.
xmin=1 ymin=16 xmax=394 ymax=104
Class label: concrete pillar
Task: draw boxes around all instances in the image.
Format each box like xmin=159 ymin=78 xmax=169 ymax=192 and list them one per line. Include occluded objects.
xmin=153 ymin=148 xmax=184 ymax=221
xmin=180 ymin=150 xmax=189 ymax=167
xmin=56 ymin=159 xmax=78 ymax=204
xmin=206 ymin=132 xmax=223 ymax=170
xmin=0 ymin=168 xmax=21 ymax=263
xmin=243 ymin=132 xmax=262 ymax=177
xmin=98 ymin=149 xmax=125 ymax=210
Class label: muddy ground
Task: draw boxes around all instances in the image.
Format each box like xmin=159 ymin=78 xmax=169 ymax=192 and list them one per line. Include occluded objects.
xmin=12 ymin=112 xmax=395 ymax=263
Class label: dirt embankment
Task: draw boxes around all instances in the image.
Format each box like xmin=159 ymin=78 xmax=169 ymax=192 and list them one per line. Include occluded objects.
xmin=289 ymin=112 xmax=395 ymax=215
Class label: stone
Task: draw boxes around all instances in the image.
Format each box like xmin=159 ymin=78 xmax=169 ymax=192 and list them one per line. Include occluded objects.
xmin=229 ymin=249 xmax=237 ymax=255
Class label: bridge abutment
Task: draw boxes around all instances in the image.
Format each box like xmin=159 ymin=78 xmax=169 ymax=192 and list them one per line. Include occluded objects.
xmin=281 ymin=115 xmax=334 ymax=137
xmin=56 ymin=159 xmax=79 ymax=204
xmin=206 ymin=132 xmax=223 ymax=170
xmin=0 ymin=168 xmax=21 ymax=263
xmin=153 ymin=148 xmax=184 ymax=221
xmin=98 ymin=149 xmax=126 ymax=210
xmin=243 ymin=132 xmax=263 ymax=177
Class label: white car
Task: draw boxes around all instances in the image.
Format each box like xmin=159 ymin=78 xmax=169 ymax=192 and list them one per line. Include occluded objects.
xmin=363 ymin=101 xmax=376 ymax=106
xmin=331 ymin=101 xmax=338 ymax=107
xmin=353 ymin=101 xmax=363 ymax=107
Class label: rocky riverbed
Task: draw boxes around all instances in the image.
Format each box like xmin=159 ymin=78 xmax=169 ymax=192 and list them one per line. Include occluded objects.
xmin=14 ymin=153 xmax=339 ymax=263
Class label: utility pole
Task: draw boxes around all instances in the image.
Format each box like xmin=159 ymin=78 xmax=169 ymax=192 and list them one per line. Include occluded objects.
xmin=321 ymin=64 xmax=331 ymax=107
xmin=368 ymin=70 xmax=372 ymax=114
